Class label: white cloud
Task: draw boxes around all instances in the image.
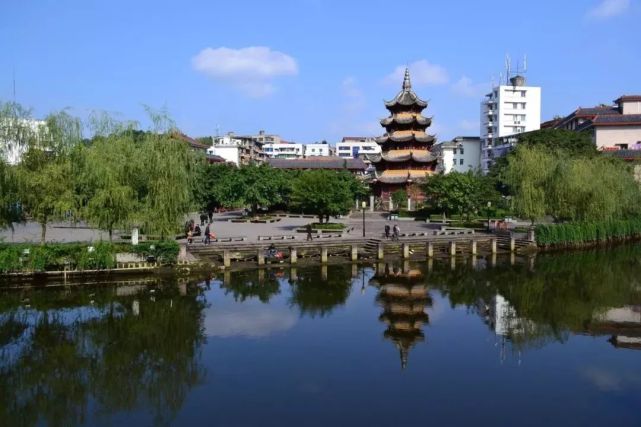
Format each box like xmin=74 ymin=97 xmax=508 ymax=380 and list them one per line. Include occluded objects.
xmin=385 ymin=60 xmax=449 ymax=87
xmin=205 ymin=305 xmax=297 ymax=338
xmin=192 ymin=46 xmax=298 ymax=97
xmin=586 ymin=0 xmax=630 ymax=19
xmin=451 ymin=76 xmax=488 ymax=98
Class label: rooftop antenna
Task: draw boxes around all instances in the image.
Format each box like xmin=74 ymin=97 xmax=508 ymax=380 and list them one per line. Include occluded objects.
xmin=215 ymin=124 xmax=220 ymax=137
xmin=523 ymin=54 xmax=527 ymax=73
xmin=504 ymin=54 xmax=511 ymax=84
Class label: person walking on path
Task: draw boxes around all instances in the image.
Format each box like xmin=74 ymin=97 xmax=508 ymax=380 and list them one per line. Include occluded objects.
xmin=306 ymin=223 xmax=314 ymax=241
xmin=204 ymin=223 xmax=211 ymax=245
xmin=384 ymin=224 xmax=390 ymax=239
xmin=199 ymin=213 xmax=207 ymax=226
xmin=392 ymin=224 xmax=400 ymax=241
xmin=208 ymin=211 xmax=213 ymax=223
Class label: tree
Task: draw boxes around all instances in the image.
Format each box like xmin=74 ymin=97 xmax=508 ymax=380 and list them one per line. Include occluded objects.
xmin=235 ymin=165 xmax=289 ymax=214
xmin=289 ymin=170 xmax=356 ymax=223
xmin=0 ymin=160 xmax=21 ymax=230
xmin=423 ymin=171 xmax=498 ymax=220
xmin=194 ymin=163 xmax=242 ymax=212
xmin=517 ymin=128 xmax=596 ymax=158
xmin=16 ymin=110 xmax=82 ymax=243
xmin=80 ymin=129 xmax=140 ymax=241
xmin=390 ymin=189 xmax=407 ymax=211
xmin=504 ymin=147 xmax=554 ymax=224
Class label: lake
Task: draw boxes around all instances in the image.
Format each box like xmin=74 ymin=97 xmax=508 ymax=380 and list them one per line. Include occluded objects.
xmin=1 ymin=246 xmax=641 ymax=426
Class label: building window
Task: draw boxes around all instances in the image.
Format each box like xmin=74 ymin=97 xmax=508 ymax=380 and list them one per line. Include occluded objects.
xmin=459 ymin=147 xmax=464 ymax=155
xmin=460 ymin=159 xmax=464 ymax=165
xmin=453 ymin=148 xmax=457 ymax=155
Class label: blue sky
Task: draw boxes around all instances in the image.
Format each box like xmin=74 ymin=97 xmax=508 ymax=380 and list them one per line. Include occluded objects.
xmin=1 ymin=0 xmax=640 ymax=142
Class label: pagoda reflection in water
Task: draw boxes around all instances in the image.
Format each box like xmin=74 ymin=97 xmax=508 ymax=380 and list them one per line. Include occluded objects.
xmin=370 ymin=262 xmax=432 ymax=369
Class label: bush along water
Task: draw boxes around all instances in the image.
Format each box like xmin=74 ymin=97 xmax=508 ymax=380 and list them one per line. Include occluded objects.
xmin=0 ymin=240 xmax=179 ymax=274
xmin=535 ymin=219 xmax=641 ymax=249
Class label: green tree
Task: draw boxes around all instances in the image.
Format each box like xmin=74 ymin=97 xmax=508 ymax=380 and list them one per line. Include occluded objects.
xmin=390 ymin=189 xmax=407 ymax=211
xmin=504 ymin=147 xmax=555 ymax=224
xmin=423 ymin=171 xmax=497 ymax=219
xmin=235 ymin=165 xmax=289 ymax=214
xmin=517 ymin=128 xmax=596 ymax=158
xmin=289 ymin=170 xmax=355 ymax=223
xmin=80 ymin=128 xmax=141 ymax=241
xmin=194 ymin=163 xmax=242 ymax=212
xmin=16 ymin=110 xmax=82 ymax=243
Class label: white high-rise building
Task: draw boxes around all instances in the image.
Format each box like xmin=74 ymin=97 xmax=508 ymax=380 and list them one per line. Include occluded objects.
xmin=480 ymin=75 xmax=541 ymax=173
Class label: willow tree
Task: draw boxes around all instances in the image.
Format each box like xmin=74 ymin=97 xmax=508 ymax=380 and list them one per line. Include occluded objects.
xmin=16 ymin=110 xmax=82 ymax=243
xmin=138 ymin=108 xmax=196 ymax=238
xmin=0 ymin=102 xmax=34 ymax=229
xmin=80 ymin=113 xmax=141 ymax=241
xmin=505 ymin=146 xmax=555 ymax=224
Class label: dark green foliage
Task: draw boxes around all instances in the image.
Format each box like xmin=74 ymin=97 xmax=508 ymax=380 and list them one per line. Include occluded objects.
xmin=0 ymin=240 xmax=178 ymax=273
xmin=309 ymin=222 xmax=345 ymax=230
xmin=517 ymin=128 xmax=597 ymax=157
xmin=535 ymin=219 xmax=641 ymax=247
xmin=289 ymin=170 xmax=357 ymax=223
xmin=423 ymin=170 xmax=499 ymax=219
xmin=129 ymin=240 xmax=180 ymax=264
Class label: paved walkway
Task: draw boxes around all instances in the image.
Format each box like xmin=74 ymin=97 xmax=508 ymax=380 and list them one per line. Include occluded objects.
xmin=0 ymin=211 xmax=451 ymax=244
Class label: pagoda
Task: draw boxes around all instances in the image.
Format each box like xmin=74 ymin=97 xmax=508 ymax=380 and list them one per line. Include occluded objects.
xmin=370 ymin=68 xmax=438 ymax=206
xmin=371 ymin=264 xmax=431 ymax=369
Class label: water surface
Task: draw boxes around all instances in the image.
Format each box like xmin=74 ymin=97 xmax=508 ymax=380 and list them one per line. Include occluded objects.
xmin=1 ymin=247 xmax=641 ymax=426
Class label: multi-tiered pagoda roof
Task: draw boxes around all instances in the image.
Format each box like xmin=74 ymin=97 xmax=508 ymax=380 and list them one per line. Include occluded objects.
xmin=370 ymin=68 xmax=438 ymax=187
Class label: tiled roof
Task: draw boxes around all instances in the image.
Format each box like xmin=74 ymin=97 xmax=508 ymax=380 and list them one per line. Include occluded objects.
xmin=592 ymin=114 xmax=641 ymax=126
xmin=615 ymin=95 xmax=641 ymax=103
xmin=266 ymin=157 xmax=367 ymax=170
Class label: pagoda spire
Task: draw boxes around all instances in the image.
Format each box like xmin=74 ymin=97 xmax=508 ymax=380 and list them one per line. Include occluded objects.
xmin=402 ymin=68 xmax=411 ymax=91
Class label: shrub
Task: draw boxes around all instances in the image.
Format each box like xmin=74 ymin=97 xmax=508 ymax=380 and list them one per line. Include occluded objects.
xmin=535 ymin=219 xmax=641 ymax=247
xmin=129 ymin=240 xmax=180 ymax=264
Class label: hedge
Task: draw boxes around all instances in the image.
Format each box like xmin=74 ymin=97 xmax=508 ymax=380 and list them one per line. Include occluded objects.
xmin=535 ymin=219 xmax=641 ymax=248
xmin=0 ymin=240 xmax=179 ymax=273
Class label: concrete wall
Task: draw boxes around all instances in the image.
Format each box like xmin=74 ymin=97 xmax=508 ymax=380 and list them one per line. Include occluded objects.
xmin=595 ymin=126 xmax=641 ymax=149
xmin=622 ymin=101 xmax=641 ymax=115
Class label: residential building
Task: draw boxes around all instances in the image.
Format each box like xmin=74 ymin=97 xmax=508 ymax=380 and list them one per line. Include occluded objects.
xmin=205 ymin=131 xmax=266 ymax=166
xmin=336 ymin=137 xmax=381 ymax=160
xmin=552 ymin=95 xmax=641 ymax=150
xmin=433 ymin=136 xmax=482 ymax=174
xmin=304 ymin=142 xmax=330 ymax=157
xmin=480 ymin=75 xmax=541 ymax=173
xmin=266 ymin=156 xmax=367 ymax=175
xmin=206 ymin=133 xmax=244 ymax=166
xmin=263 ymin=141 xmax=304 ymax=159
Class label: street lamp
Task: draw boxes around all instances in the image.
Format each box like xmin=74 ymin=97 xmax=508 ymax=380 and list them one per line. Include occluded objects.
xmin=486 ymin=201 xmax=492 ymax=232
xmin=361 ymin=201 xmax=367 ymax=237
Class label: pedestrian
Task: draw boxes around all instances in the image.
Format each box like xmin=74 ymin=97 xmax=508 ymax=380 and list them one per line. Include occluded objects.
xmin=392 ymin=224 xmax=400 ymax=241
xmin=199 ymin=213 xmax=207 ymax=226
xmin=208 ymin=210 xmax=213 ymax=223
xmin=187 ymin=229 xmax=193 ymax=245
xmin=204 ymin=223 xmax=211 ymax=245
xmin=384 ymin=224 xmax=390 ymax=239
xmin=306 ymin=223 xmax=313 ymax=241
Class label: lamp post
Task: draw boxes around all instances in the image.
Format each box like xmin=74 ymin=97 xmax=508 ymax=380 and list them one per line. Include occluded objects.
xmin=362 ymin=201 xmax=367 ymax=237
xmin=486 ymin=201 xmax=492 ymax=232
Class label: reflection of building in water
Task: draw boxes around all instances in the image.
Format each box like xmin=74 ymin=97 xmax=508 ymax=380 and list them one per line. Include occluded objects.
xmin=371 ymin=264 xmax=431 ymax=369
xmin=588 ymin=306 xmax=641 ymax=350
xmin=486 ymin=294 xmax=525 ymax=337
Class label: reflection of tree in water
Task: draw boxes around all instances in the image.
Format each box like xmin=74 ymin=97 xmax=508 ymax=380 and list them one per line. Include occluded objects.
xmin=0 ymin=281 xmax=207 ymax=427
xmin=371 ymin=263 xmax=431 ymax=369
xmin=288 ymin=265 xmax=352 ymax=318
xmin=428 ymin=246 xmax=641 ymax=352
xmin=222 ymin=269 xmax=281 ymax=303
